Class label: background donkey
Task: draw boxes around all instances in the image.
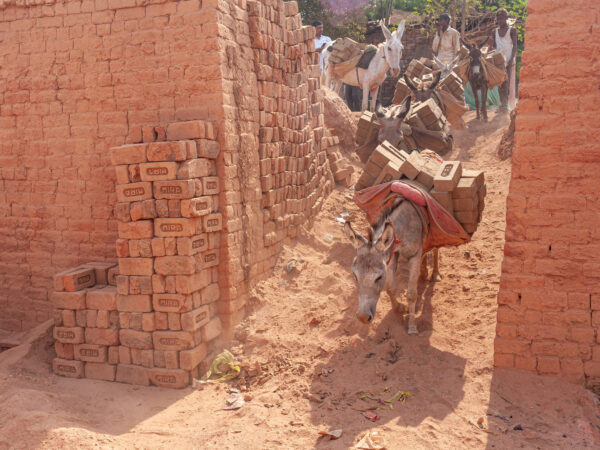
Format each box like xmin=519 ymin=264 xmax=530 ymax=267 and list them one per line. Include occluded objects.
xmin=464 ymin=39 xmax=489 ymax=121
xmin=325 ymin=21 xmax=405 ymax=111
xmin=345 ymin=199 xmax=440 ymax=335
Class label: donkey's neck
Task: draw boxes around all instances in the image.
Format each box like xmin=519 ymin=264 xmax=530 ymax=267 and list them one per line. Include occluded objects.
xmin=370 ymin=45 xmax=390 ymax=78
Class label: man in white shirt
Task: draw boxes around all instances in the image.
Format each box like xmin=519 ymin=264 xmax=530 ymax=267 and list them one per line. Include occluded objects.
xmin=313 ymin=20 xmax=332 ymax=71
xmin=489 ymin=8 xmax=518 ymax=113
xmin=432 ymin=13 xmax=460 ymax=64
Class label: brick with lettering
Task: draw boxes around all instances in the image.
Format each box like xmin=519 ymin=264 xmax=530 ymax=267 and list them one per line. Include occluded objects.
xmin=152 ymin=331 xmax=195 ymax=351
xmin=86 ymin=285 xmax=117 ymax=310
xmin=148 ymin=368 xmax=190 ymax=389
xmin=74 ymin=344 xmax=107 ymax=363
xmin=153 ymin=180 xmax=195 ymax=200
xmin=198 ymin=249 xmax=219 ymax=270
xmin=61 ymin=266 xmax=96 ymax=292
xmin=52 ymin=291 xmax=86 ymax=310
xmin=152 ymin=294 xmax=193 ymax=313
xmin=53 ymin=358 xmax=84 ymax=378
xmin=177 ymin=234 xmax=208 ymax=255
xmin=202 ymin=177 xmax=220 ymax=195
xmin=154 ymin=218 xmax=200 ymax=237
xmin=116 ymin=182 xmax=152 ymax=203
xmin=85 ymin=362 xmax=116 ymax=381
xmin=110 ymin=143 xmax=147 ymax=165
xmin=82 ymin=262 xmax=117 ymax=285
xmin=53 ymin=327 xmax=84 ymax=344
xmin=181 ymin=196 xmax=212 ymax=218
xmin=147 ymin=141 xmax=188 ymax=162
xmin=203 ymin=213 xmax=222 ymax=233
xmin=139 ymin=162 xmax=178 ymax=181
xmin=180 ymin=306 xmax=209 ymax=332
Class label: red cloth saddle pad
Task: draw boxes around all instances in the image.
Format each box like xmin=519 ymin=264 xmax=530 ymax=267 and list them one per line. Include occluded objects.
xmin=354 ymin=181 xmax=470 ymax=253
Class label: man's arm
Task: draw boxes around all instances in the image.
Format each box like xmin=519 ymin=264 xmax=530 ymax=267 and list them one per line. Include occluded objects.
xmin=508 ymin=27 xmax=518 ymax=66
xmin=453 ymin=29 xmax=460 ymax=55
xmin=432 ymin=33 xmax=440 ymax=54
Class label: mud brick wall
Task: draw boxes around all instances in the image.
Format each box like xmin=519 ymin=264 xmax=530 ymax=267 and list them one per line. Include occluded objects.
xmin=0 ymin=0 xmax=333 ymax=333
xmin=496 ymin=0 xmax=600 ymax=388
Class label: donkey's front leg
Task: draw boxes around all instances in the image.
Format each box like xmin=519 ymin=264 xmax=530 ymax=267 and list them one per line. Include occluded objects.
xmin=369 ymin=85 xmax=379 ymax=112
xmin=482 ymin=84 xmax=489 ymax=121
xmin=431 ymin=248 xmax=442 ymax=281
xmin=406 ymin=252 xmax=422 ymax=335
xmin=474 ymin=86 xmax=481 ymax=121
xmin=361 ymin=82 xmax=370 ymax=111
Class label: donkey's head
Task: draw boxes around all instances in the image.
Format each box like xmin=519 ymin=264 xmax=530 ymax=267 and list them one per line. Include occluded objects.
xmin=375 ymin=96 xmax=411 ymax=147
xmin=404 ymin=71 xmax=442 ymax=102
xmin=433 ymin=55 xmax=460 ymax=79
xmin=344 ymin=221 xmax=397 ymax=324
xmin=463 ymin=38 xmax=488 ymax=75
xmin=381 ymin=20 xmax=405 ymax=77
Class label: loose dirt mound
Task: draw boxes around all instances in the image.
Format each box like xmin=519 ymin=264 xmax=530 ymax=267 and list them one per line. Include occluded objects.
xmin=497 ymin=109 xmax=516 ymax=160
xmin=1 ymin=112 xmax=599 ymax=449
xmin=323 ymin=87 xmax=358 ymax=150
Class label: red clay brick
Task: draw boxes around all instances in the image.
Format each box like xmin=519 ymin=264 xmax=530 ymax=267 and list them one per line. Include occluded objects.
xmin=116 ymin=182 xmax=152 ymax=203
xmin=53 ymin=358 xmax=84 ymax=378
xmin=55 ymin=342 xmax=74 ymax=360
xmin=118 ymin=221 xmax=154 ymax=239
xmin=166 ymin=121 xmax=205 ymax=140
xmin=110 ymin=144 xmax=147 ymax=165
xmin=139 ymin=162 xmax=178 ymax=181
xmin=148 ymin=368 xmax=189 ymax=388
xmin=177 ymin=159 xmax=212 ymax=179
xmin=85 ymin=328 xmax=119 ymax=346
xmin=86 ymin=285 xmax=117 ymax=310
xmin=119 ymin=329 xmax=153 ymax=349
xmin=152 ymin=293 xmax=193 ymax=313
xmin=85 ymin=362 xmax=116 ymax=381
xmin=154 ymin=256 xmax=196 ymax=275
xmin=118 ymin=258 xmax=153 ymax=276
xmin=53 ymin=291 xmax=87 ymax=310
xmin=152 ymin=331 xmax=195 ymax=351
xmin=154 ymin=218 xmax=200 ymax=237
xmin=116 ymin=364 xmax=149 ymax=386
xmin=180 ymin=306 xmax=209 ymax=332
xmin=153 ymin=180 xmax=195 ymax=200
xmin=54 ymin=327 xmax=84 ymax=344
xmin=74 ymin=344 xmax=107 ymax=363
xmin=147 ymin=141 xmax=188 ymax=162
xmin=117 ymin=294 xmax=152 ymax=312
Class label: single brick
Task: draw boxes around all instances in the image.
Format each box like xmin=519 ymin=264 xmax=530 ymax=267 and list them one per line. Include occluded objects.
xmin=152 ymin=331 xmax=195 ymax=351
xmin=85 ymin=362 xmax=116 ymax=381
xmin=86 ymin=285 xmax=117 ymax=310
xmin=179 ymin=343 xmax=207 ymax=370
xmin=148 ymin=368 xmax=190 ymax=389
xmin=62 ymin=267 xmax=96 ymax=292
xmin=203 ymin=213 xmax=222 ymax=233
xmin=154 ymin=218 xmax=200 ymax=237
xmin=118 ymin=221 xmax=154 ymax=239
xmin=116 ymin=182 xmax=152 ymax=203
xmin=53 ymin=327 xmax=84 ymax=344
xmin=117 ymin=294 xmax=152 ymax=312
xmin=74 ymin=344 xmax=107 ymax=363
xmin=147 ymin=141 xmax=188 ymax=162
xmin=110 ymin=143 xmax=147 ymax=165
xmin=119 ymin=329 xmax=153 ymax=349
xmin=116 ymin=364 xmax=149 ymax=386
xmin=153 ymin=180 xmax=195 ymax=200
xmin=152 ymin=294 xmax=193 ymax=313
xmin=53 ymin=291 xmax=87 ymax=310
xmin=202 ymin=177 xmax=220 ymax=195
xmin=181 ymin=197 xmax=212 ymax=218
xmin=55 ymin=342 xmax=74 ymax=360
xmin=433 ymin=161 xmax=462 ymax=191
xmin=180 ymin=306 xmax=210 ymax=332
xmin=177 ymin=159 xmax=212 ymax=179
xmin=139 ymin=162 xmax=178 ymax=181
xmin=197 ymin=140 xmax=220 ymax=159
xmin=53 ymin=358 xmax=84 ymax=378
xmin=155 ymin=256 xmax=196 ymax=276
xmin=118 ymin=258 xmax=153 ymax=276
xmin=201 ymin=317 xmax=222 ymax=342
xmin=85 ymin=328 xmax=119 ymax=346
xmin=166 ymin=120 xmax=206 ymax=140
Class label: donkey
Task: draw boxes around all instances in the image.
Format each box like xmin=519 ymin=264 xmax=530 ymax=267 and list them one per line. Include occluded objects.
xmin=432 ymin=55 xmax=461 ymax=80
xmin=326 ymin=21 xmax=405 ymax=111
xmin=464 ymin=39 xmax=489 ymax=121
xmin=375 ymin=96 xmax=411 ymax=148
xmin=404 ymin=71 xmax=442 ymax=103
xmin=345 ymin=200 xmax=440 ymax=335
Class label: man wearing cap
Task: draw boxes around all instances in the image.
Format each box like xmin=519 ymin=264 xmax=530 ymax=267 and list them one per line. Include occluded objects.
xmin=432 ymin=13 xmax=461 ymax=64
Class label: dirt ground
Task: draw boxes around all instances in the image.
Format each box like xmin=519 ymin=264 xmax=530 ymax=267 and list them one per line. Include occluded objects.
xmin=1 ymin=111 xmax=599 ymax=449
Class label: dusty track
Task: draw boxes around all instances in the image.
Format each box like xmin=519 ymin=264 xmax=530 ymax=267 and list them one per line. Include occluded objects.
xmin=1 ymin=111 xmax=599 ymax=449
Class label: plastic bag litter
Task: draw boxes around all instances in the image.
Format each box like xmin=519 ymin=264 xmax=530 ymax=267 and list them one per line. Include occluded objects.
xmin=201 ymin=350 xmax=242 ymax=383
xmin=224 ymin=390 xmax=245 ymax=410
xmin=354 ymin=431 xmax=387 ymax=449
xmin=318 ymin=429 xmax=343 ymax=440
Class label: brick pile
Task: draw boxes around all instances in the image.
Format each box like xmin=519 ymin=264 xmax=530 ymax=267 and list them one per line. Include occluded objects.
xmin=250 ymin=0 xmax=333 ymax=250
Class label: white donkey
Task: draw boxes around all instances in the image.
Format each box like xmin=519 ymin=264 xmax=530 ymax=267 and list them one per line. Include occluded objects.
xmin=324 ymin=21 xmax=405 ymax=111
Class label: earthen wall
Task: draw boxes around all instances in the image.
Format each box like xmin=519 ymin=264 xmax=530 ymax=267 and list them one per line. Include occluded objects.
xmin=496 ymin=0 xmax=600 ymax=387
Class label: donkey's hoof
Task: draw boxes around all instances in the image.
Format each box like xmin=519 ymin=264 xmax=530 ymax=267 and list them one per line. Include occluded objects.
xmin=432 ymin=273 xmax=442 ymax=282
xmin=407 ymin=326 xmax=418 ymax=336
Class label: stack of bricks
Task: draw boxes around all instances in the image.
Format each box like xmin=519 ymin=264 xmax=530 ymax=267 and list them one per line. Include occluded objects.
xmin=439 ymin=71 xmax=465 ymax=100
xmin=52 ymin=262 xmax=119 ymax=381
xmin=404 ymin=59 xmax=432 ymax=80
xmin=322 ymin=132 xmax=354 ymax=187
xmin=250 ymin=0 xmax=333 ymax=252
xmin=407 ymin=98 xmax=445 ymax=132
xmin=356 ymin=111 xmax=382 ymax=147
xmin=52 ymin=119 xmax=223 ymax=388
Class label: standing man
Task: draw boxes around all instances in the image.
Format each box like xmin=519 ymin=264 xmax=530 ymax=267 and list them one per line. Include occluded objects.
xmin=313 ymin=20 xmax=332 ymax=71
xmin=490 ymin=8 xmax=518 ymax=112
xmin=432 ymin=13 xmax=461 ymax=64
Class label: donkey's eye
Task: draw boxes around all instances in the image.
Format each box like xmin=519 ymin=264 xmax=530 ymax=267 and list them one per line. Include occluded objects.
xmin=375 ymin=275 xmax=383 ymax=284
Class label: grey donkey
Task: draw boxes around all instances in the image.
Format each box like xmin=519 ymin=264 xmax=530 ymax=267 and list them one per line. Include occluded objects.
xmin=345 ymin=198 xmax=440 ymax=335
xmin=375 ymin=96 xmax=411 ymax=148
xmin=433 ymin=55 xmax=461 ymax=79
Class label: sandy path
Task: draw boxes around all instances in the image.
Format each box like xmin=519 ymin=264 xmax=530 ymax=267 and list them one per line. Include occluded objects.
xmin=0 ymin=111 xmax=598 ymax=449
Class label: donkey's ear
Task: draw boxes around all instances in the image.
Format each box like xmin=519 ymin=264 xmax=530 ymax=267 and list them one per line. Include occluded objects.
xmin=396 ymin=96 xmax=411 ymax=119
xmin=375 ymin=223 xmax=395 ymax=253
xmin=432 ymin=55 xmax=444 ymax=69
xmin=375 ymin=105 xmax=386 ymax=119
xmin=381 ymin=21 xmax=393 ymax=41
xmin=478 ymin=37 xmax=489 ymax=49
xmin=449 ymin=55 xmax=461 ymax=69
xmin=429 ymin=71 xmax=442 ymax=90
xmin=404 ymin=74 xmax=417 ymax=92
xmin=344 ymin=221 xmax=367 ymax=249
xmin=461 ymin=38 xmax=472 ymax=51
xmin=395 ymin=20 xmax=406 ymax=39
